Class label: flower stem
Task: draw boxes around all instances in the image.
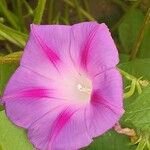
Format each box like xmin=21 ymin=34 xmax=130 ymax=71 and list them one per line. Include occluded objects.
xmin=130 ymin=8 xmax=150 ymax=60
xmin=117 ymin=68 xmax=135 ymax=80
xmin=114 ymin=123 xmax=137 ymax=137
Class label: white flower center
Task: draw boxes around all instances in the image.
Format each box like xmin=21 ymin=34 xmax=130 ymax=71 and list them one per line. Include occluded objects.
xmin=63 ymin=73 xmax=92 ymax=104
xmin=77 ymin=84 xmax=91 ymax=94
xmin=57 ymin=69 xmax=92 ymax=104
xmin=74 ymin=77 xmax=92 ymax=103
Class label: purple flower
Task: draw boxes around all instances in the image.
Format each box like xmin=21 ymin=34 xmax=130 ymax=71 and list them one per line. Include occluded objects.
xmin=2 ymin=22 xmax=124 ymax=150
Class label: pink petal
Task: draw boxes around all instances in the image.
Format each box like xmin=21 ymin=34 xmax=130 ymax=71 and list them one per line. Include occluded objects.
xmin=21 ymin=24 xmax=78 ymax=80
xmin=3 ymin=66 xmax=59 ymax=97
xmin=86 ymin=68 xmax=124 ymax=137
xmin=3 ymin=67 xmax=65 ymax=128
xmin=92 ymin=68 xmax=123 ymax=107
xmin=86 ymin=102 xmax=123 ymax=138
xmin=2 ymin=22 xmax=123 ymax=150
xmin=28 ymin=106 xmax=92 ymax=150
xmin=70 ymin=22 xmax=119 ymax=77
xmin=21 ymin=25 xmax=62 ymax=80
xmin=29 ymin=24 xmax=71 ymax=62
xmin=23 ymin=22 xmax=119 ymax=79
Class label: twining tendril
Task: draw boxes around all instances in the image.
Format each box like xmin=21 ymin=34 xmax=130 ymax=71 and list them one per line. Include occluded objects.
xmin=118 ymin=68 xmax=149 ymax=99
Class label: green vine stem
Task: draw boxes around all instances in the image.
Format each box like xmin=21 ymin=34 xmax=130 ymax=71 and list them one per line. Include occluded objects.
xmin=135 ymin=133 xmax=150 ymax=150
xmin=130 ymin=8 xmax=150 ymax=60
xmin=124 ymin=79 xmax=136 ymax=99
xmin=118 ymin=68 xmax=149 ymax=99
xmin=0 ymin=51 xmax=23 ymax=64
xmin=118 ymin=68 xmax=135 ymax=81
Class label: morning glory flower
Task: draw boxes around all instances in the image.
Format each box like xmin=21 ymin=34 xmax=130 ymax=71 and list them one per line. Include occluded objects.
xmin=2 ymin=22 xmax=124 ymax=150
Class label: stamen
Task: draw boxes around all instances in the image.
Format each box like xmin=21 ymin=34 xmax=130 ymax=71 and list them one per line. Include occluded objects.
xmin=77 ymin=84 xmax=91 ymax=94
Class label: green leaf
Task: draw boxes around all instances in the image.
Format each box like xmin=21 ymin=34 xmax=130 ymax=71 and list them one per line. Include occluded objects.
xmin=0 ymin=111 xmax=34 ymax=150
xmin=119 ymin=53 xmax=129 ymax=63
xmin=33 ymin=0 xmax=47 ymax=24
xmin=84 ymin=130 xmax=136 ymax=150
xmin=0 ymin=63 xmax=18 ymax=95
xmin=119 ymin=59 xmax=150 ymax=132
xmin=130 ymin=8 xmax=150 ymax=60
xmin=119 ymin=58 xmax=150 ymax=80
xmin=0 ymin=23 xmax=28 ymax=47
xmin=119 ymin=9 xmax=144 ymax=54
xmin=0 ymin=105 xmax=4 ymax=111
xmin=0 ymin=52 xmax=22 ymax=97
xmin=123 ymin=84 xmax=150 ymax=133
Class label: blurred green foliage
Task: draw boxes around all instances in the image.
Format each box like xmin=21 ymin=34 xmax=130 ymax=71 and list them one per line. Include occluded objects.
xmin=83 ymin=130 xmax=136 ymax=150
xmin=0 ymin=0 xmax=150 ymax=150
xmin=0 ymin=111 xmax=34 ymax=150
